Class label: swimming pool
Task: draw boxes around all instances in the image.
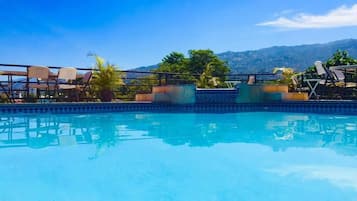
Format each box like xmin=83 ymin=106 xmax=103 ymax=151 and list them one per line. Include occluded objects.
xmin=1 ymin=111 xmax=357 ymax=201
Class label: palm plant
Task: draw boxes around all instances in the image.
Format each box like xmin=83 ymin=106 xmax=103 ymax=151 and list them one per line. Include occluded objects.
xmin=273 ymin=67 xmax=300 ymax=91
xmin=197 ymin=62 xmax=220 ymax=88
xmin=91 ymin=56 xmax=125 ymax=102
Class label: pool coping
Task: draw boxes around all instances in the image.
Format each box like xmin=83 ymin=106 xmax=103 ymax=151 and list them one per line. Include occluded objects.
xmin=1 ymin=101 xmax=357 ymax=115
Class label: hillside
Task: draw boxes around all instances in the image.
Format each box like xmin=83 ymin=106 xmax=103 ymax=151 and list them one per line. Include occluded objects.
xmin=131 ymin=39 xmax=357 ymax=73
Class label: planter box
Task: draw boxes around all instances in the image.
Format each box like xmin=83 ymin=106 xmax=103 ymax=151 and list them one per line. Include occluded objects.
xmin=263 ymin=85 xmax=288 ymax=93
xmin=152 ymin=85 xmax=196 ymax=104
xmin=135 ymin=94 xmax=153 ymax=102
xmin=152 ymin=86 xmax=171 ymax=93
xmin=283 ymin=92 xmax=309 ymax=101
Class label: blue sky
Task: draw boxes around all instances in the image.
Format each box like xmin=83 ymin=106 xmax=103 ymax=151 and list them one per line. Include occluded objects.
xmin=1 ymin=0 xmax=357 ymax=69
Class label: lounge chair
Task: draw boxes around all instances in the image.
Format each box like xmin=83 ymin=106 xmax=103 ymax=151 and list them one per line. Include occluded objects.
xmin=314 ymin=61 xmax=340 ymax=85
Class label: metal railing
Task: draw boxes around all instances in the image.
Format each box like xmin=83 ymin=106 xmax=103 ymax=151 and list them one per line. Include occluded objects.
xmin=0 ymin=63 xmax=277 ymax=102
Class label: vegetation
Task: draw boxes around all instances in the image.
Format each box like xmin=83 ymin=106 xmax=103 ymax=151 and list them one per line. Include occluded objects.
xmin=305 ymin=50 xmax=357 ymax=75
xmin=90 ymin=56 xmax=125 ymax=101
xmin=272 ymin=67 xmax=300 ymax=91
xmin=0 ymin=93 xmax=9 ymax=103
xmin=155 ymin=49 xmax=230 ymax=88
xmin=197 ymin=62 xmax=220 ymax=88
xmin=117 ymin=75 xmax=158 ymax=100
xmin=325 ymin=50 xmax=357 ymax=67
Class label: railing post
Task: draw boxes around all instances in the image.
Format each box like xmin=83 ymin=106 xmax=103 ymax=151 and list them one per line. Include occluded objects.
xmin=344 ymin=68 xmax=347 ymax=88
xmin=26 ymin=66 xmax=30 ymax=98
xmin=165 ymin=73 xmax=168 ymax=85
xmin=158 ymin=73 xmax=162 ymax=86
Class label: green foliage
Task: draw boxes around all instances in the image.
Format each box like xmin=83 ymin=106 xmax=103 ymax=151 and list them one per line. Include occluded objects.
xmin=155 ymin=52 xmax=195 ymax=83
xmin=325 ymin=50 xmax=357 ymax=67
xmin=0 ymin=93 xmax=9 ymax=103
xmin=91 ymin=56 xmax=125 ymax=93
xmin=155 ymin=49 xmax=230 ymax=88
xmin=272 ymin=67 xmax=300 ymax=91
xmin=117 ymin=75 xmax=158 ymax=100
xmin=197 ymin=62 xmax=220 ymax=88
xmin=188 ymin=50 xmax=230 ymax=79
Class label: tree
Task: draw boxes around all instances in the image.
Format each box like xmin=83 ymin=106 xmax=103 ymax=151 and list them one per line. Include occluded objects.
xmin=155 ymin=49 xmax=230 ymax=87
xmin=326 ymin=50 xmax=357 ymax=67
xmin=157 ymin=52 xmax=189 ymax=73
xmin=188 ymin=49 xmax=230 ymax=80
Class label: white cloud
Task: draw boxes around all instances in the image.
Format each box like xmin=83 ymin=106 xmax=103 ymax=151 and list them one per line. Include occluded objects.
xmin=258 ymin=4 xmax=357 ymax=29
xmin=266 ymin=165 xmax=357 ymax=191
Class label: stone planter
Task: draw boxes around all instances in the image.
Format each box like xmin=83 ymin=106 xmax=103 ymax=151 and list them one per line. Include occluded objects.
xmin=152 ymin=86 xmax=171 ymax=93
xmin=263 ymin=84 xmax=289 ymax=93
xmin=283 ymin=92 xmax=309 ymax=101
xmin=135 ymin=94 xmax=153 ymax=102
xmin=100 ymin=90 xmax=113 ymax=102
xmin=152 ymin=85 xmax=196 ymax=104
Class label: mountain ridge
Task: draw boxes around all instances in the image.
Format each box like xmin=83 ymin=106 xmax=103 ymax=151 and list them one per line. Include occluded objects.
xmin=131 ymin=39 xmax=357 ymax=73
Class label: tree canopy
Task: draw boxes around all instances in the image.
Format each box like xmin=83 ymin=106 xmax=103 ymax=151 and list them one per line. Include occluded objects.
xmin=155 ymin=49 xmax=230 ymax=87
xmin=326 ymin=50 xmax=357 ymax=67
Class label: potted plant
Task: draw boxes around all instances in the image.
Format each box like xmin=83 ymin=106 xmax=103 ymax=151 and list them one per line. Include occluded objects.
xmin=272 ymin=67 xmax=297 ymax=91
xmin=91 ymin=56 xmax=125 ymax=102
xmin=271 ymin=67 xmax=308 ymax=101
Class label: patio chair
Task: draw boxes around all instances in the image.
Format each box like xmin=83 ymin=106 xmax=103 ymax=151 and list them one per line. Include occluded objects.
xmin=77 ymin=71 xmax=93 ymax=101
xmin=56 ymin=67 xmax=77 ymax=89
xmin=55 ymin=67 xmax=78 ymax=101
xmin=27 ymin=66 xmax=50 ymax=98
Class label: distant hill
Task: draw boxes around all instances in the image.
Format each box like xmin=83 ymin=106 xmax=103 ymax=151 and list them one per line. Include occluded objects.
xmin=131 ymin=39 xmax=357 ymax=74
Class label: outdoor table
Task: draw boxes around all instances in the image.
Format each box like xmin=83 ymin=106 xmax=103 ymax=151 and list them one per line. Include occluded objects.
xmin=304 ymin=78 xmax=321 ymax=99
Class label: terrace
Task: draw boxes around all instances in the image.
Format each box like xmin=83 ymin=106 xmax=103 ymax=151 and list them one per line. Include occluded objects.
xmin=1 ymin=62 xmax=357 ymax=105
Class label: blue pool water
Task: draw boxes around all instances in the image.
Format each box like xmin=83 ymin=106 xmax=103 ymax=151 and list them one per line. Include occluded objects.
xmin=1 ymin=112 xmax=357 ymax=201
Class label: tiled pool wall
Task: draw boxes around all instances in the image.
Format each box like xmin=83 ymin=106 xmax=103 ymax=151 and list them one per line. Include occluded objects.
xmin=1 ymin=101 xmax=357 ymax=115
xmin=196 ymin=89 xmax=237 ymax=104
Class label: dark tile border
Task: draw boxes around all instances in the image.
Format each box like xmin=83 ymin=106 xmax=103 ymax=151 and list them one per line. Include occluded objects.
xmin=1 ymin=101 xmax=357 ymax=115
